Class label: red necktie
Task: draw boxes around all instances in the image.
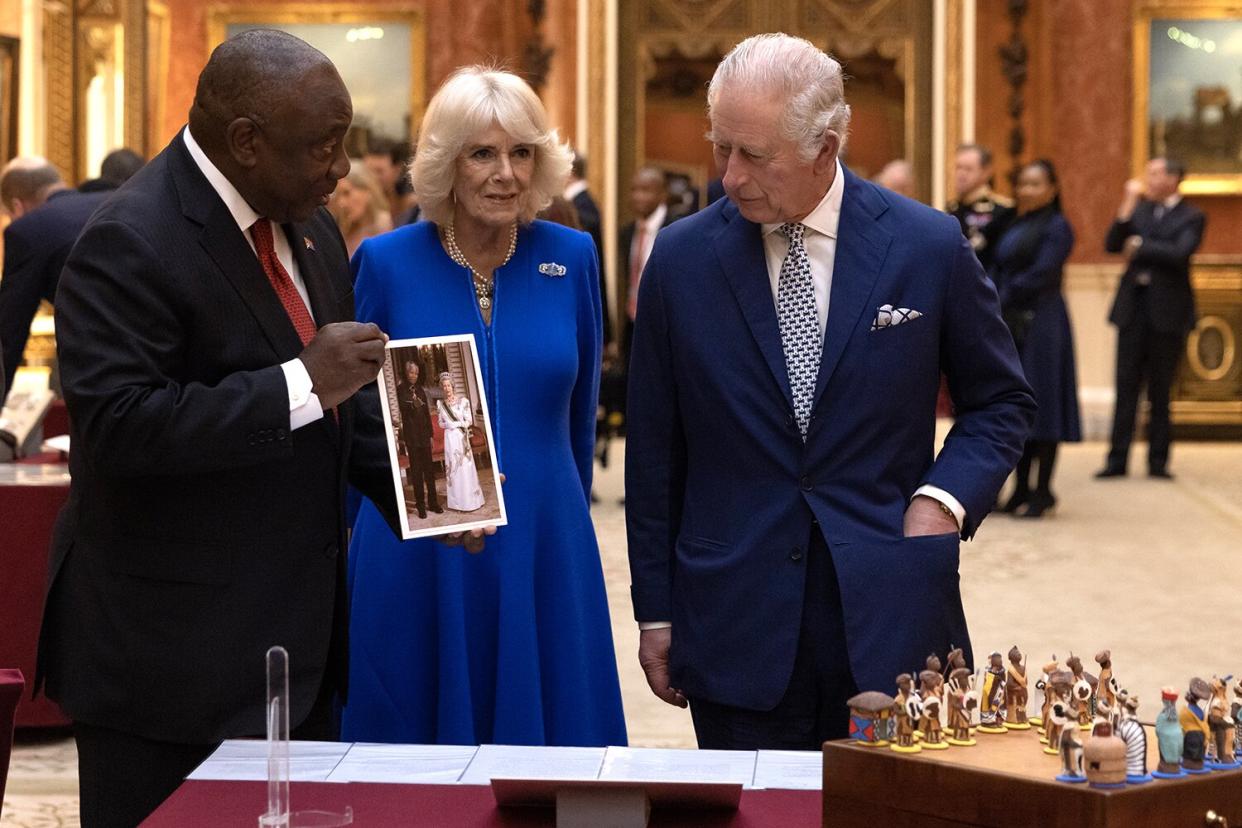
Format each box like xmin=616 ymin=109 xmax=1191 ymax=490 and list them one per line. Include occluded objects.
xmin=250 ymin=218 xmax=317 ymax=346
xmin=627 ymin=222 xmax=647 ymax=321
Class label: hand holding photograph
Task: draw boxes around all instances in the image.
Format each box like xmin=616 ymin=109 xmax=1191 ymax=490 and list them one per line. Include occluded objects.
xmin=377 ymin=335 xmax=506 ymax=540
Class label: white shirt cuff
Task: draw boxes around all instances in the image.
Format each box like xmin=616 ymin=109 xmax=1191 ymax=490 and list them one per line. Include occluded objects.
xmin=913 ymin=484 xmax=965 ymax=529
xmin=281 ymin=358 xmax=323 ymax=430
xmin=638 ymin=621 xmax=672 ymax=631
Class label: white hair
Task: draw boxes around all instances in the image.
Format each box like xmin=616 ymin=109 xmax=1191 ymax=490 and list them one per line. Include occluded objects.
xmin=411 ymin=66 xmax=572 ymax=226
xmin=707 ymin=33 xmax=851 ymax=162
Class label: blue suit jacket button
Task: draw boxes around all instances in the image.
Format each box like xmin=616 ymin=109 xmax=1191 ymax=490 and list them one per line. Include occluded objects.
xmin=789 ymin=547 xmax=803 ymax=562
xmin=799 ymin=476 xmax=812 ymax=491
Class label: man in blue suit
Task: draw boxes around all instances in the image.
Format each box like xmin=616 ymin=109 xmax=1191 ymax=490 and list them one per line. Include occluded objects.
xmin=625 ymin=34 xmax=1035 ymax=750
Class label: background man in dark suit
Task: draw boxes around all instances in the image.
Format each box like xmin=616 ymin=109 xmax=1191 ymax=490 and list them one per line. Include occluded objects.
xmin=0 ymin=156 xmax=65 ymax=219
xmin=565 ymin=152 xmax=608 ymax=344
xmin=36 ymin=31 xmax=399 ymax=827
xmin=1098 ymin=157 xmax=1205 ymax=479
xmin=618 ymin=167 xmax=678 ymax=362
xmin=0 ymin=159 xmax=125 ymax=401
xmin=626 ymin=34 xmax=1033 ymax=750
xmin=397 ymin=357 xmax=442 ymax=519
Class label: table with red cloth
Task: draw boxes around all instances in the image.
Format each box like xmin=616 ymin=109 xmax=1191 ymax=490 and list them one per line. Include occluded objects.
xmin=0 ymin=463 xmax=70 ymax=728
xmin=144 ymin=780 xmax=818 ymax=827
xmin=1 ymin=669 xmax=25 ymax=805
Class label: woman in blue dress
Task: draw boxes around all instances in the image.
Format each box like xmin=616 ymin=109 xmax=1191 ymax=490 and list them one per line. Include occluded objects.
xmin=992 ymin=159 xmax=1082 ymax=518
xmin=342 ymin=67 xmax=627 ymax=747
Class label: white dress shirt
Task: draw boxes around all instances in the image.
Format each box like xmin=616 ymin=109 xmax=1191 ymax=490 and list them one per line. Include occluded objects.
xmin=632 ymin=202 xmax=668 ymax=278
xmin=182 ymin=126 xmax=323 ymax=429
xmin=638 ymin=162 xmax=964 ymax=633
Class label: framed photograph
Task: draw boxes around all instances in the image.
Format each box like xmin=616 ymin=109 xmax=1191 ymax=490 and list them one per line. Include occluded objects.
xmin=206 ymin=4 xmax=427 ymax=153
xmin=377 ymin=335 xmax=507 ymax=541
xmin=1133 ymin=1 xmax=1242 ymax=194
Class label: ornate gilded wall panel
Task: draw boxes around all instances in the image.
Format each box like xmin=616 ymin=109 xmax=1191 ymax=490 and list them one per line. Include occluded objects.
xmin=1172 ymin=258 xmax=1242 ymax=426
xmin=44 ymin=0 xmax=150 ymax=182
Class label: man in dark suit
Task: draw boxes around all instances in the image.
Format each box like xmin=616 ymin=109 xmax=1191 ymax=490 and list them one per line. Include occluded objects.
xmin=619 ymin=167 xmax=678 ymax=360
xmin=0 ymin=165 xmax=116 ymax=400
xmin=565 ymin=152 xmax=608 ymax=343
xmin=36 ymin=31 xmax=399 ymax=827
xmin=397 ymin=357 xmax=442 ymax=519
xmin=1097 ymin=157 xmax=1205 ymax=479
xmin=626 ymin=34 xmax=1034 ymax=750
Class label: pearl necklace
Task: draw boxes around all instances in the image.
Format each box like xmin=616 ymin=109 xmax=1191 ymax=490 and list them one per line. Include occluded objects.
xmin=442 ymin=221 xmax=517 ymax=311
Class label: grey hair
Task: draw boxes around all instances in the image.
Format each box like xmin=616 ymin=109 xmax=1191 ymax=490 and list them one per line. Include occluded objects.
xmin=707 ymin=33 xmax=851 ymax=162
xmin=412 ymin=66 xmax=573 ymax=226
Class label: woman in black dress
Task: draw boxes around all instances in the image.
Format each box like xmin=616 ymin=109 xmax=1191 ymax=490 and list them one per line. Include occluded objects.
xmin=992 ymin=160 xmax=1082 ymax=517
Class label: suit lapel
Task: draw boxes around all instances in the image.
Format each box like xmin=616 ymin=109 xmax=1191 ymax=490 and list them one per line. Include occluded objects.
xmin=169 ymin=133 xmax=308 ymax=360
xmin=198 ymin=205 xmax=306 ymax=360
xmin=713 ymin=205 xmax=794 ymax=410
xmin=811 ymin=171 xmax=892 ymax=408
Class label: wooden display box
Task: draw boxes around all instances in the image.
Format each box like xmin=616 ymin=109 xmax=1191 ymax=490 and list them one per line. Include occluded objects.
xmin=822 ymin=726 xmax=1242 ymax=827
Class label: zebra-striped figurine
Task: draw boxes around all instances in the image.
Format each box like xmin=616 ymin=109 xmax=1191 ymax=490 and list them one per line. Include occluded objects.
xmin=1117 ymin=695 xmax=1152 ymax=784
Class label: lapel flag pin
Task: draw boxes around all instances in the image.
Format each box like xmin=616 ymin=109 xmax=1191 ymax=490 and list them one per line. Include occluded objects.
xmin=303 ymin=236 xmax=315 ymax=251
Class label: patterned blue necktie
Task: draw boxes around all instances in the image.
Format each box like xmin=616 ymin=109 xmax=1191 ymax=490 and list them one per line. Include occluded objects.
xmin=776 ymin=222 xmax=821 ymax=439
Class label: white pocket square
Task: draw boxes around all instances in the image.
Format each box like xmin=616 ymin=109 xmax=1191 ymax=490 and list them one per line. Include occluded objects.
xmin=870 ymin=304 xmax=923 ymax=331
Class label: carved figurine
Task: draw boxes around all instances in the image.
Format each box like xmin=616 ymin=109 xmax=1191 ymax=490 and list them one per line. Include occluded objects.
xmin=917 ymin=670 xmax=948 ymax=750
xmin=943 ymin=647 xmax=967 ymax=682
xmin=1065 ymin=654 xmax=1098 ymax=729
xmin=978 ymin=651 xmax=1008 ymax=733
xmin=1152 ymin=687 xmax=1186 ymax=779
xmin=1232 ymin=676 xmax=1242 ymax=759
xmin=1115 ymin=695 xmax=1152 ymax=784
xmin=1094 ymin=650 xmax=1116 ymax=711
xmin=1051 ymin=702 xmax=1085 ymax=783
xmin=1042 ymin=670 xmax=1074 ymax=754
xmin=945 ymin=667 xmax=977 ymax=746
xmin=1003 ymin=645 xmax=1030 ymax=729
xmin=891 ymin=673 xmax=922 ymax=753
xmin=1083 ymin=720 xmax=1127 ymax=788
xmin=1206 ymin=675 xmax=1239 ymax=769
xmin=1032 ymin=656 xmax=1059 ymax=730
xmin=925 ymin=652 xmax=943 ymax=676
xmin=1179 ymin=677 xmax=1212 ymax=773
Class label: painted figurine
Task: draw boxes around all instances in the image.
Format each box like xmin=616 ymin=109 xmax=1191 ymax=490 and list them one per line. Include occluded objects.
xmin=945 ymin=667 xmax=977 ymax=746
xmin=1094 ymin=650 xmax=1116 ymax=711
xmin=1083 ymin=720 xmax=1127 ymax=788
xmin=918 ymin=669 xmax=947 ymax=750
xmin=1179 ymin=677 xmax=1212 ymax=773
xmin=1042 ymin=670 xmax=1074 ymax=754
xmin=1206 ymin=675 xmax=1239 ymax=769
xmin=1052 ymin=702 xmax=1085 ymax=783
xmin=943 ymin=647 xmax=967 ymax=682
xmin=1116 ymin=694 xmax=1152 ymax=784
xmin=1065 ymin=654 xmax=1098 ymax=729
xmin=1152 ymin=687 xmax=1186 ymax=779
xmin=1003 ymin=645 xmax=1030 ymax=729
xmin=891 ymin=673 xmax=922 ymax=753
xmin=978 ymin=651 xmax=1008 ymax=733
xmin=1032 ymin=656 xmax=1059 ymax=730
xmin=1232 ymin=675 xmax=1242 ymax=759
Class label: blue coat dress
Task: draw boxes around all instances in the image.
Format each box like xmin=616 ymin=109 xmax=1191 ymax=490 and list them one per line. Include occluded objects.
xmin=342 ymin=220 xmax=627 ymax=747
xmin=992 ymin=209 xmax=1082 ymax=443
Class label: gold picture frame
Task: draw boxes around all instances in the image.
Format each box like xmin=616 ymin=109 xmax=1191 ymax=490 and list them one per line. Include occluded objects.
xmin=206 ymin=3 xmax=427 ymax=147
xmin=1132 ymin=0 xmax=1242 ymax=195
xmin=0 ymin=35 xmax=17 ymax=164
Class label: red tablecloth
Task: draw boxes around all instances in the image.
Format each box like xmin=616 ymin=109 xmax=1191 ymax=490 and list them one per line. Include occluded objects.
xmin=0 ymin=469 xmax=70 ymax=727
xmin=0 ymin=669 xmax=24 ymax=804
xmin=143 ymin=780 xmax=820 ymax=827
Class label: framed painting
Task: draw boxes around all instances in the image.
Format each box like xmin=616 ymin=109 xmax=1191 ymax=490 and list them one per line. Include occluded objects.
xmin=1133 ymin=1 xmax=1242 ymax=194
xmin=206 ymin=4 xmax=426 ymax=153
